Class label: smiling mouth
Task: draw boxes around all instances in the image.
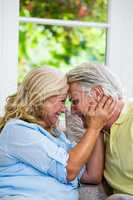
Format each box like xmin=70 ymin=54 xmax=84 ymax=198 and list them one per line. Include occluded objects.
xmin=55 ymin=113 xmax=61 ymax=118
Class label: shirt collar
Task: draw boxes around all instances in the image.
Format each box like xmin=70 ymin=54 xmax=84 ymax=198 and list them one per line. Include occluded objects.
xmin=114 ymin=100 xmax=131 ymax=125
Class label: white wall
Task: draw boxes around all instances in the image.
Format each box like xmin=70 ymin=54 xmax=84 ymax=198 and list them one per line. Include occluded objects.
xmin=0 ymin=1 xmax=2 ymax=67
xmin=0 ymin=0 xmax=19 ymax=115
xmin=107 ymin=0 xmax=133 ymax=97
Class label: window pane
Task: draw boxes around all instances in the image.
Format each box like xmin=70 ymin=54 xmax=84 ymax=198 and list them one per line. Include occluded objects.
xmin=20 ymin=0 xmax=108 ymax=22
xmin=18 ymin=23 xmax=106 ymax=82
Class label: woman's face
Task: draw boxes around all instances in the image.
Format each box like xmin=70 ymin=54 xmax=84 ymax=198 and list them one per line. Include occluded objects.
xmin=42 ymin=94 xmax=67 ymax=127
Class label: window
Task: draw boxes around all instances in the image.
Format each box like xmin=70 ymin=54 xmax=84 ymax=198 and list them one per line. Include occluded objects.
xmin=19 ymin=0 xmax=109 ymax=82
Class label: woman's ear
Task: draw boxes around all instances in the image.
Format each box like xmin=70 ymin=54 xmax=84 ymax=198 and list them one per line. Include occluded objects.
xmin=90 ymin=86 xmax=104 ymax=101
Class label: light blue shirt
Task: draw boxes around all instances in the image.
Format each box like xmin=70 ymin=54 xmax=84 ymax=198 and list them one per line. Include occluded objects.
xmin=0 ymin=119 xmax=83 ymax=200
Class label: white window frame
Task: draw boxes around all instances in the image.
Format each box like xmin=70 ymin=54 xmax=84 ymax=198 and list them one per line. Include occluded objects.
xmin=0 ymin=0 xmax=19 ymax=115
xmin=19 ymin=17 xmax=109 ymax=29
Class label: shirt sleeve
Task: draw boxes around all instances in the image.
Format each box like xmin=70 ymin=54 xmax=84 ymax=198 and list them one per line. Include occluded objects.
xmin=4 ymin=122 xmax=69 ymax=184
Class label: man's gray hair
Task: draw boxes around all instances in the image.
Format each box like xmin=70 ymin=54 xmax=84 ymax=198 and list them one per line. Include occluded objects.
xmin=67 ymin=62 xmax=123 ymax=99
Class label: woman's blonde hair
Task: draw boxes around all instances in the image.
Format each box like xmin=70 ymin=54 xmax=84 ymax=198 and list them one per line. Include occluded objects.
xmin=0 ymin=67 xmax=68 ymax=131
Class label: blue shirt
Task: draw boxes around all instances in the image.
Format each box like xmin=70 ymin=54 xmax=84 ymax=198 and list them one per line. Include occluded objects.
xmin=0 ymin=119 xmax=83 ymax=200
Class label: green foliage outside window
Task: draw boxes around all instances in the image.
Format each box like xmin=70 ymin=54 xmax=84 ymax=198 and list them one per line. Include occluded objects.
xmin=20 ymin=0 xmax=108 ymax=22
xmin=19 ymin=0 xmax=108 ymax=82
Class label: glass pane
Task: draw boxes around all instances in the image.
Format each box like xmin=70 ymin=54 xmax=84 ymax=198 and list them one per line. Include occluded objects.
xmin=20 ymin=0 xmax=108 ymax=22
xmin=18 ymin=23 xmax=106 ymax=83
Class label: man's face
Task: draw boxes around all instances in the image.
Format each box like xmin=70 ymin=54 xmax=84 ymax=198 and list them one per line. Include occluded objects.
xmin=69 ymin=82 xmax=98 ymax=117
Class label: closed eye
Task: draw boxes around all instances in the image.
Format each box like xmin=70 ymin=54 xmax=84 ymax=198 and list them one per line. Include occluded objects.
xmin=61 ymin=99 xmax=66 ymax=104
xmin=61 ymin=100 xmax=65 ymax=103
xmin=71 ymin=99 xmax=79 ymax=105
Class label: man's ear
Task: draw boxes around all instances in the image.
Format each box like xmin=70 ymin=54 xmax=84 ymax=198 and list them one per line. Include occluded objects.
xmin=90 ymin=86 xmax=104 ymax=101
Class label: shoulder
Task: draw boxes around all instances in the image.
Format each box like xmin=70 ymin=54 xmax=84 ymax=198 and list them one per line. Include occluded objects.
xmin=0 ymin=118 xmax=46 ymax=140
xmin=6 ymin=118 xmax=38 ymax=130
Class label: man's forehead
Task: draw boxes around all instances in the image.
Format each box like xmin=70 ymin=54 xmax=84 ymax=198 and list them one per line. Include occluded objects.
xmin=69 ymin=82 xmax=83 ymax=92
xmin=69 ymin=90 xmax=84 ymax=100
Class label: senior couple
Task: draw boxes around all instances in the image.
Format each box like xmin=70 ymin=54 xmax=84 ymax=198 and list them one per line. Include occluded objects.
xmin=0 ymin=62 xmax=133 ymax=200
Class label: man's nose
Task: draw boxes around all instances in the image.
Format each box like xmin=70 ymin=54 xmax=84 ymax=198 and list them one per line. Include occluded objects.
xmin=71 ymin=105 xmax=77 ymax=112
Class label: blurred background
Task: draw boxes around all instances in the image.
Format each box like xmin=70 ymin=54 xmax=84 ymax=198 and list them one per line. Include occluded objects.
xmin=19 ymin=0 xmax=108 ymax=82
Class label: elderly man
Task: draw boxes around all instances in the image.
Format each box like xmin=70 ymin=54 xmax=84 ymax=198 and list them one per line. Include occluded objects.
xmin=67 ymin=62 xmax=133 ymax=200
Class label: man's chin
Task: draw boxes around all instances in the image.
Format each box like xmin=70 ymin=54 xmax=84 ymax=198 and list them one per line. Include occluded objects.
xmin=103 ymin=124 xmax=112 ymax=130
xmin=80 ymin=114 xmax=85 ymax=121
xmin=76 ymin=112 xmax=84 ymax=119
xmin=77 ymin=114 xmax=87 ymax=128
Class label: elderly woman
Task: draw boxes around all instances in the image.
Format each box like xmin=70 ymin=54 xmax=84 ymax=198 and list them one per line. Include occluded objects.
xmin=0 ymin=67 xmax=115 ymax=200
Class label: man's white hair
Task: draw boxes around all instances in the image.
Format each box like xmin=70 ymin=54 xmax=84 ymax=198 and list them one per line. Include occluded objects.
xmin=67 ymin=62 xmax=123 ymax=99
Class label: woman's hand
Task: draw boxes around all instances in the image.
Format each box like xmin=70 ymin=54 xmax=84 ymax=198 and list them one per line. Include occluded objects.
xmin=85 ymin=95 xmax=116 ymax=131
